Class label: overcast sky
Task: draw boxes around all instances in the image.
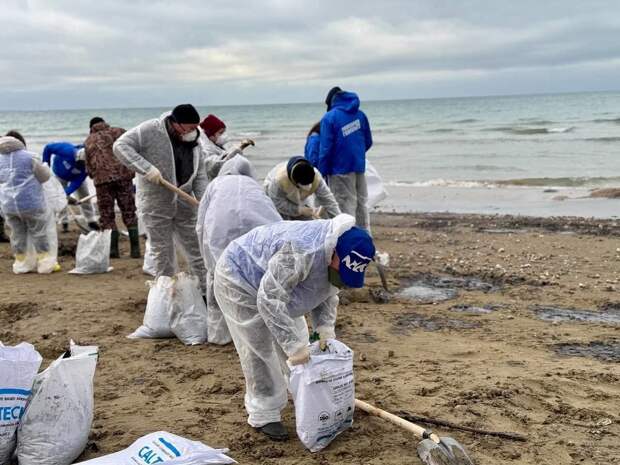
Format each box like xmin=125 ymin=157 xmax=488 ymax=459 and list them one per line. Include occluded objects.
xmin=2 ymin=0 xmax=620 ymax=110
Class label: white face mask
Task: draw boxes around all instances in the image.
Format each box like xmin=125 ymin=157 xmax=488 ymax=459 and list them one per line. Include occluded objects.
xmin=181 ymin=129 xmax=198 ymax=142
xmin=299 ymin=183 xmax=313 ymax=191
xmin=215 ymin=133 xmax=229 ymax=146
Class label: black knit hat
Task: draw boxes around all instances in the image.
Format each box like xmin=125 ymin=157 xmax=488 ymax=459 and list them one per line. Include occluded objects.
xmin=287 ymin=156 xmax=315 ymax=185
xmin=325 ymin=86 xmax=342 ymax=109
xmin=89 ymin=117 xmax=104 ymax=128
xmin=171 ymin=104 xmax=200 ymax=124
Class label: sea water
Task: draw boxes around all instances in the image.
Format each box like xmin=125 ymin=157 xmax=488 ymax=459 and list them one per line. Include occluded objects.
xmin=1 ymin=91 xmax=619 ymax=217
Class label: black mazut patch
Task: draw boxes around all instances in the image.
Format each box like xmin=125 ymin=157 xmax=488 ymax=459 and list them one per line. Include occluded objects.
xmin=531 ymin=305 xmax=620 ymax=325
xmin=553 ymin=341 xmax=620 ymax=362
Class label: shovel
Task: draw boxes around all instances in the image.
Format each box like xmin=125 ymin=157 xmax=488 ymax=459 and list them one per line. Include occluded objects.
xmin=159 ymin=178 xmax=200 ymax=208
xmin=355 ymin=399 xmax=474 ymax=465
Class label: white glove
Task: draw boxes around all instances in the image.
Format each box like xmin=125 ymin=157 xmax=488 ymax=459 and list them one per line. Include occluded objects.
xmin=316 ymin=327 xmax=336 ymax=351
xmin=288 ymin=346 xmax=310 ymax=366
xmin=144 ymin=166 xmax=162 ymax=184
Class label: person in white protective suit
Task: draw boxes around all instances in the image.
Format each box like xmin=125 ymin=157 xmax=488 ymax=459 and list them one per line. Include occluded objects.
xmin=113 ymin=104 xmax=208 ymax=292
xmin=263 ymin=156 xmax=341 ymax=220
xmin=196 ymin=156 xmax=282 ymax=345
xmin=198 ymin=114 xmax=254 ymax=182
xmin=0 ymin=131 xmax=60 ymax=273
xmin=213 ymin=213 xmax=375 ymax=440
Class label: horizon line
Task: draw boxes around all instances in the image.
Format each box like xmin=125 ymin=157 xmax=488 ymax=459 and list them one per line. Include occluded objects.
xmin=1 ymin=88 xmax=619 ymax=113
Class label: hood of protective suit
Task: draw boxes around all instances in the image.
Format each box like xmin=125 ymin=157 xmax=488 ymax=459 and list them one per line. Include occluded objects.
xmin=330 ymin=91 xmax=360 ymax=113
xmin=197 ymin=174 xmax=281 ymax=271
xmin=219 ymin=155 xmax=256 ymax=178
xmin=0 ymin=137 xmax=26 ymax=154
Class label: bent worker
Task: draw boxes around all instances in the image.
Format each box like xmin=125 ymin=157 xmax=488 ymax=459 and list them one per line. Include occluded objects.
xmin=196 ymin=156 xmax=281 ymax=345
xmin=113 ymin=104 xmax=207 ymax=292
xmin=85 ymin=117 xmax=140 ymax=258
xmin=263 ymin=156 xmax=341 ymax=220
xmin=198 ymin=114 xmax=254 ymax=181
xmin=213 ymin=213 xmax=375 ymax=440
xmin=42 ymin=141 xmax=99 ymax=232
xmin=318 ymin=87 xmax=373 ymax=230
xmin=0 ymin=132 xmax=60 ymax=273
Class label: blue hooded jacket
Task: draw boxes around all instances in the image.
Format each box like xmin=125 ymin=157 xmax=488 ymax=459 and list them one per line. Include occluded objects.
xmin=42 ymin=142 xmax=86 ymax=195
xmin=317 ymin=91 xmax=372 ymax=177
xmin=304 ymin=132 xmax=320 ymax=167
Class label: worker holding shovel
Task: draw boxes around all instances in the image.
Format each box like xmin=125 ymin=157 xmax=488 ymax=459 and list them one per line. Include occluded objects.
xmin=113 ymin=104 xmax=208 ymax=293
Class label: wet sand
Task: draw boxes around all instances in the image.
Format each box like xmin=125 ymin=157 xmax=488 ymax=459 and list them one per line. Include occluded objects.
xmin=2 ymin=211 xmax=619 ymax=464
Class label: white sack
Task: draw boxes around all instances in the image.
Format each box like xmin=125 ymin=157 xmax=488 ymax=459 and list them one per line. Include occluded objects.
xmin=128 ymin=276 xmax=175 ymax=339
xmin=289 ymin=339 xmax=355 ymax=452
xmin=365 ymin=161 xmax=388 ymax=209
xmin=69 ymin=230 xmax=112 ymax=274
xmin=0 ymin=342 xmax=42 ymax=464
xmin=170 ymin=273 xmax=208 ymax=345
xmin=17 ymin=344 xmax=98 ymax=465
xmin=74 ymin=431 xmax=236 ymax=465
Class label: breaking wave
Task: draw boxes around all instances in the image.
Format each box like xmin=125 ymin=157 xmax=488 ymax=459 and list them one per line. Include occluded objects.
xmin=483 ymin=126 xmax=575 ymax=135
xmin=385 ymin=176 xmax=620 ymax=189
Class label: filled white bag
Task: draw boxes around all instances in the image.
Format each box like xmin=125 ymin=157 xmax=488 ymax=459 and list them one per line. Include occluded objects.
xmin=365 ymin=161 xmax=388 ymax=209
xmin=169 ymin=273 xmax=208 ymax=345
xmin=128 ymin=276 xmax=175 ymax=339
xmin=0 ymin=342 xmax=42 ymax=464
xmin=69 ymin=230 xmax=112 ymax=274
xmin=289 ymin=339 xmax=355 ymax=452
xmin=74 ymin=431 xmax=235 ymax=465
xmin=17 ymin=343 xmax=98 ymax=465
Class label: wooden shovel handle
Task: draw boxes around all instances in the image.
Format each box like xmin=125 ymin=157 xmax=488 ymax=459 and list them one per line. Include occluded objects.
xmin=159 ymin=178 xmax=200 ymax=208
xmin=355 ymin=399 xmax=440 ymax=442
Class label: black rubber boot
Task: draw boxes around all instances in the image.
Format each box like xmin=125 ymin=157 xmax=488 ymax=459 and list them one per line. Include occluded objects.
xmin=255 ymin=422 xmax=289 ymax=441
xmin=128 ymin=227 xmax=141 ymax=259
xmin=110 ymin=230 xmax=120 ymax=258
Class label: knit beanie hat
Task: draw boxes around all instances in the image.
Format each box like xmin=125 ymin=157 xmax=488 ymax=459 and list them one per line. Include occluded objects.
xmin=171 ymin=104 xmax=200 ymax=124
xmin=199 ymin=114 xmax=226 ymax=137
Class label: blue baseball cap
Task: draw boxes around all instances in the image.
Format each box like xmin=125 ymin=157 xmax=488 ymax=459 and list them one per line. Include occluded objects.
xmin=335 ymin=227 xmax=375 ymax=288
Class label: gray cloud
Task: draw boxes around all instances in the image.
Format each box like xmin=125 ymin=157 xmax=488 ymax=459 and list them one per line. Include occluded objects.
xmin=1 ymin=0 xmax=620 ymax=109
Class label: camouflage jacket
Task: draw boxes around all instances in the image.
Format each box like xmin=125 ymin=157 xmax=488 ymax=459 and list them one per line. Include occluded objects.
xmin=84 ymin=122 xmax=134 ymax=185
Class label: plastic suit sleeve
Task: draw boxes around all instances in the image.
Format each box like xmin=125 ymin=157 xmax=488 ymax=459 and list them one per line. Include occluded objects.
xmin=318 ymin=117 xmax=335 ymax=177
xmin=192 ymin=152 xmax=208 ymax=200
xmin=256 ymin=243 xmax=314 ymax=357
xmin=314 ymin=178 xmax=342 ymax=218
xmin=31 ymin=160 xmax=51 ymax=183
xmin=266 ymin=182 xmax=301 ymax=219
xmin=112 ymin=124 xmax=153 ymax=176
xmin=64 ymin=171 xmax=86 ymax=195
xmin=204 ymin=155 xmax=225 ymax=180
xmin=309 ymin=294 xmax=338 ymax=339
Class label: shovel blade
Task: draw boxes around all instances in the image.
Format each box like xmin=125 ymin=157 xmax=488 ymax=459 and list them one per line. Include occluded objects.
xmin=417 ymin=437 xmax=475 ymax=465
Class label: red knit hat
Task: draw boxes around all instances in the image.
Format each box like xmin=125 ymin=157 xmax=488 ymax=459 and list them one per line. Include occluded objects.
xmin=199 ymin=114 xmax=226 ymax=137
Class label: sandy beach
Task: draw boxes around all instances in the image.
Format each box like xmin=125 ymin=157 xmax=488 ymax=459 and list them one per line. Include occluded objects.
xmin=2 ymin=211 xmax=619 ymax=465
